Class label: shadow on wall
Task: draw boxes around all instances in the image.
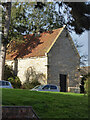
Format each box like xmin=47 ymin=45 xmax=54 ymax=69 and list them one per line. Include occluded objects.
xmin=22 ymin=67 xmax=46 ymax=89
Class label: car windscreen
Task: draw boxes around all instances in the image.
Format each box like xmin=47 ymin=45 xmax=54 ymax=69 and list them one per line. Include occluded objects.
xmin=0 ymin=81 xmax=9 ymax=86
xmin=33 ymin=85 xmax=44 ymax=89
xmin=42 ymin=85 xmax=50 ymax=90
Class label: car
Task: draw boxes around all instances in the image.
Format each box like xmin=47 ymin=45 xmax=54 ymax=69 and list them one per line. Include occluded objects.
xmin=0 ymin=80 xmax=13 ymax=89
xmin=31 ymin=84 xmax=59 ymax=92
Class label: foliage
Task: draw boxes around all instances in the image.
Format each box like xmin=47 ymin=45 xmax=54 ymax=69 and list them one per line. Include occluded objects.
xmin=22 ymin=80 xmax=41 ymax=89
xmin=57 ymin=2 xmax=90 ymax=34
xmin=2 ymin=2 xmax=90 ymax=45
xmin=4 ymin=64 xmax=14 ymax=80
xmin=8 ymin=3 xmax=63 ymax=38
xmin=2 ymin=89 xmax=88 ymax=118
xmin=2 ymin=2 xmax=90 ymax=46
xmin=4 ymin=64 xmax=21 ymax=88
xmin=84 ymin=78 xmax=88 ymax=94
xmin=1 ymin=2 xmax=11 ymax=80
xmin=84 ymin=73 xmax=90 ymax=94
xmin=1 ymin=2 xmax=11 ymax=44
xmin=81 ymin=73 xmax=90 ymax=94
xmin=5 ymin=2 xmax=64 ymax=54
xmin=8 ymin=77 xmax=21 ymax=88
xmin=22 ymin=67 xmax=46 ymax=89
xmin=74 ymin=39 xmax=88 ymax=66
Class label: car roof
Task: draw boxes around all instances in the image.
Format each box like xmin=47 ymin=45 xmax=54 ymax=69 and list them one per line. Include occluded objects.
xmin=0 ymin=80 xmax=9 ymax=82
xmin=44 ymin=84 xmax=57 ymax=86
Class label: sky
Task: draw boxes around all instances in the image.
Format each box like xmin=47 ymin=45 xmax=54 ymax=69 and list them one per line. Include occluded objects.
xmin=55 ymin=2 xmax=89 ymax=66
xmin=71 ymin=30 xmax=88 ymax=66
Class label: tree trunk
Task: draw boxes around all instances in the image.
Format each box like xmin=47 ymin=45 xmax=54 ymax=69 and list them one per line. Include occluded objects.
xmin=0 ymin=2 xmax=11 ymax=80
xmin=1 ymin=45 xmax=7 ymax=80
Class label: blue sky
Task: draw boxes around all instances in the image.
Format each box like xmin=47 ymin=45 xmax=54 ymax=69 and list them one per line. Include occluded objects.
xmin=71 ymin=30 xmax=88 ymax=66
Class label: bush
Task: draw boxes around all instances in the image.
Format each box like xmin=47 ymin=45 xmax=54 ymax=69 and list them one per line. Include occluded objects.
xmin=84 ymin=79 xmax=88 ymax=94
xmin=8 ymin=76 xmax=21 ymax=88
xmin=21 ymin=67 xmax=46 ymax=89
xmin=4 ymin=64 xmax=21 ymax=88
xmin=22 ymin=80 xmax=41 ymax=89
xmin=81 ymin=73 xmax=90 ymax=95
xmin=4 ymin=65 xmax=14 ymax=80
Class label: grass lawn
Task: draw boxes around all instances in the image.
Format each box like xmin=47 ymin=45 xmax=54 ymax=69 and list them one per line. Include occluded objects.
xmin=2 ymin=88 xmax=88 ymax=118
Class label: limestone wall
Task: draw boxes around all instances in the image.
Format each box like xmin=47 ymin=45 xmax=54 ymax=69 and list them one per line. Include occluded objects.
xmin=47 ymin=29 xmax=80 ymax=89
xmin=6 ymin=56 xmax=48 ymax=84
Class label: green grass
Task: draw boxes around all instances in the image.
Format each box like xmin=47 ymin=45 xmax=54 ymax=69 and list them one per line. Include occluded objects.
xmin=2 ymin=89 xmax=88 ymax=118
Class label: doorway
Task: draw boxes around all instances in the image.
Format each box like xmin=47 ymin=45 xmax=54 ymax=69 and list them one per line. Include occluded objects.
xmin=60 ymin=74 xmax=67 ymax=92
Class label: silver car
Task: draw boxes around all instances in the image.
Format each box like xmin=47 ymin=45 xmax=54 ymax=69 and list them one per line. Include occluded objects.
xmin=0 ymin=80 xmax=13 ymax=89
xmin=31 ymin=84 xmax=59 ymax=92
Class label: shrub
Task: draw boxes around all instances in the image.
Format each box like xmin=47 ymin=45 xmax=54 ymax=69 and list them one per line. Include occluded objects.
xmin=81 ymin=73 xmax=90 ymax=95
xmin=8 ymin=77 xmax=21 ymax=88
xmin=4 ymin=65 xmax=14 ymax=80
xmin=4 ymin=64 xmax=21 ymax=88
xmin=22 ymin=67 xmax=45 ymax=89
xmin=84 ymin=79 xmax=88 ymax=94
xmin=22 ymin=80 xmax=41 ymax=89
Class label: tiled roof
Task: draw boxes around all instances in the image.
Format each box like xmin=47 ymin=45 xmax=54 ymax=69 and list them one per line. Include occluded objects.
xmin=6 ymin=27 xmax=64 ymax=60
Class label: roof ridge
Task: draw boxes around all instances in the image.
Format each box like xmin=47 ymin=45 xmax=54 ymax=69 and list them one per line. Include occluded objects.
xmin=46 ymin=26 xmax=65 ymax=54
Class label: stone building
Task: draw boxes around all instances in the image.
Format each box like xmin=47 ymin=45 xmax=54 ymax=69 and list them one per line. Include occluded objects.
xmin=6 ymin=26 xmax=80 ymax=92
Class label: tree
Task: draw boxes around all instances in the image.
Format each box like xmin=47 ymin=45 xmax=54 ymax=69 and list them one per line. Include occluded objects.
xmin=56 ymin=2 xmax=89 ymax=66
xmin=1 ymin=2 xmax=50 ymax=80
xmin=74 ymin=39 xmax=88 ymax=66
xmin=56 ymin=2 xmax=90 ymax=34
xmin=7 ymin=2 xmax=64 ymax=56
xmin=9 ymin=2 xmax=63 ymax=35
xmin=4 ymin=64 xmax=21 ymax=88
xmin=0 ymin=2 xmax=11 ymax=80
xmin=80 ymin=73 xmax=90 ymax=94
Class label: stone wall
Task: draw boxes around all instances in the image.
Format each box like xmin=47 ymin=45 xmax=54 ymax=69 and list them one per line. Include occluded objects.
xmin=47 ymin=29 xmax=80 ymax=90
xmin=2 ymin=106 xmax=39 ymax=119
xmin=6 ymin=56 xmax=48 ymax=84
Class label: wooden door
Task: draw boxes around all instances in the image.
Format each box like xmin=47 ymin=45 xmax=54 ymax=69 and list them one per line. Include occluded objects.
xmin=60 ymin=74 xmax=67 ymax=92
